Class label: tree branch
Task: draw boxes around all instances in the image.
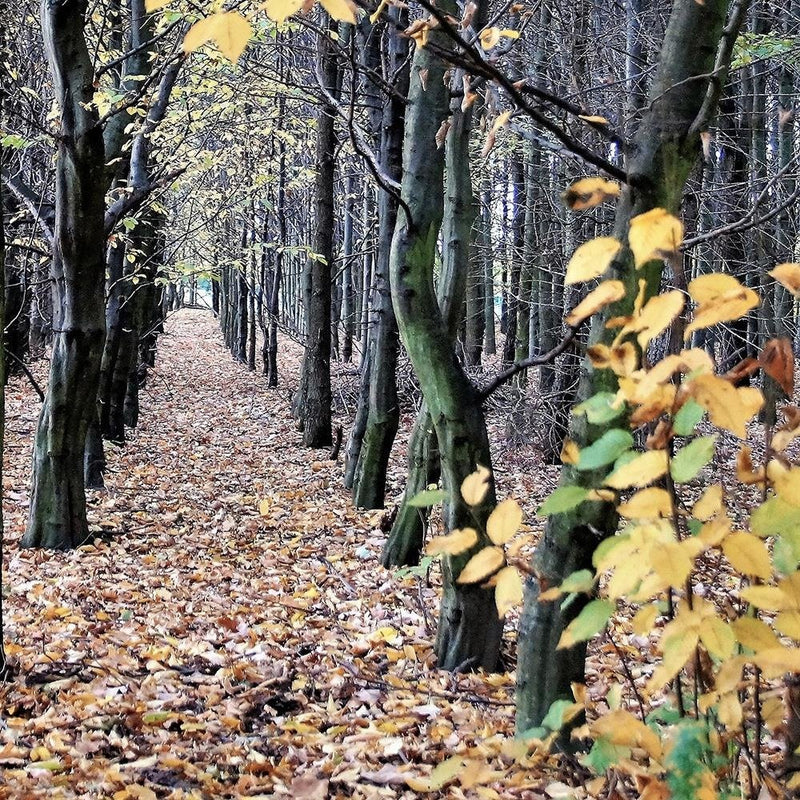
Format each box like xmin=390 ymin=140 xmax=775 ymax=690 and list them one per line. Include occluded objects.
xmin=479 ymin=324 xmax=582 ymax=400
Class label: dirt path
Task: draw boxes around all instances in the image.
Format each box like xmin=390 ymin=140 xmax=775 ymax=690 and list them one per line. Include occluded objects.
xmin=0 ymin=310 xmax=532 ymax=799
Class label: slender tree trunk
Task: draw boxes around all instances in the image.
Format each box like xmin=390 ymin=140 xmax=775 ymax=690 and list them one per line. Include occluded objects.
xmin=296 ymin=19 xmax=337 ymax=447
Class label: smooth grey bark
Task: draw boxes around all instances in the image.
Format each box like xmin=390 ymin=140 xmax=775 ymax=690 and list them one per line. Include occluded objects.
xmin=517 ymin=0 xmax=738 ymax=731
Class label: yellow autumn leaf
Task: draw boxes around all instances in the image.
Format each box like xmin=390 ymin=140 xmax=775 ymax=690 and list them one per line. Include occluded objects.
xmin=457 ymin=546 xmax=505 ymax=583
xmin=494 ymin=566 xmax=523 ymax=617
xmin=631 ymin=604 xmax=659 ymax=636
xmin=770 ymin=262 xmax=800 ymax=297
xmin=491 ymin=110 xmax=512 ymax=133
xmin=560 ymin=439 xmax=579 ymax=464
xmin=767 ymin=461 xmax=800 ymax=507
xmin=183 ymin=12 xmax=252 ymax=64
xmin=479 ymin=27 xmax=501 ymax=49
xmin=604 ymin=450 xmax=669 ymax=490
xmin=145 ymin=0 xmax=171 ymax=10
xmin=486 ymin=498 xmax=523 ymax=545
xmin=722 ymin=532 xmax=772 ymax=580
xmin=579 ymin=114 xmax=610 ymax=124
xmin=698 ymin=616 xmax=736 ymax=660
xmin=319 ymin=0 xmax=357 ymax=24
xmin=775 ymin=610 xmax=800 ymax=640
xmin=262 ymin=0 xmax=305 ymax=21
xmin=717 ymin=692 xmax=743 ymax=730
xmin=688 ymin=374 xmax=763 ymax=438
xmin=461 ymin=464 xmax=490 ymax=506
xmin=739 ymin=585 xmax=796 ymax=612
xmin=565 ymin=280 xmax=626 ymax=326
xmin=692 ymin=484 xmax=722 ymax=521
xmin=589 ymin=710 xmax=663 ymax=760
xmin=628 ymin=208 xmax=683 ymax=268
xmin=646 ymin=629 xmax=698 ymax=694
xmin=685 ymin=273 xmax=759 ymax=338
xmin=617 ymin=487 xmax=672 ymax=519
xmin=753 ymin=647 xmax=800 ymax=678
xmin=731 ymin=617 xmax=780 ymax=652
xmin=425 ymin=527 xmax=478 ymax=557
xmin=650 ymin=540 xmax=693 ymax=588
xmin=563 ymin=179 xmax=621 ymax=211
xmin=620 ymin=290 xmax=685 ymax=348
xmin=564 ymin=237 xmax=621 ymax=284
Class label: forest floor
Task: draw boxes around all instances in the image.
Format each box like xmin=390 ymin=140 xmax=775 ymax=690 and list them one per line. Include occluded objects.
xmin=0 ymin=309 xmax=599 ymax=799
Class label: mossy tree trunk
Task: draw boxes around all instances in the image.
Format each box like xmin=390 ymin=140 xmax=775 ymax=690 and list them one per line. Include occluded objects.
xmin=517 ymin=0 xmax=738 ymax=730
xmin=389 ymin=22 xmax=502 ymax=671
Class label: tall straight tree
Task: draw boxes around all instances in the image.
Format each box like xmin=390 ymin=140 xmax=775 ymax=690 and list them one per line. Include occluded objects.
xmin=295 ymin=16 xmax=337 ymax=448
xmin=516 ymin=0 xmax=747 ymax=730
xmin=23 ymin=0 xmax=107 ymax=549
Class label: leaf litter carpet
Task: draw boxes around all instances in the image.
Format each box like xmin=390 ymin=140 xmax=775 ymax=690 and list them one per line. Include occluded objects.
xmin=0 ymin=310 xmax=573 ymax=799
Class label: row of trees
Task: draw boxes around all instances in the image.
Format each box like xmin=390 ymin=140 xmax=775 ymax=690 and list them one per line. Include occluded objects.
xmin=2 ymin=0 xmax=800 ymax=757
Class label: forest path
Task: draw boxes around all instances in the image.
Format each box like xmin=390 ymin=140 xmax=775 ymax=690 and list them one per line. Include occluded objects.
xmin=0 ymin=309 xmax=523 ymax=799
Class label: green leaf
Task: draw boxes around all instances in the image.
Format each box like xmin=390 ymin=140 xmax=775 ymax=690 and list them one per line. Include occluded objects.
xmin=558 ymin=599 xmax=615 ymax=648
xmin=559 ymin=569 xmax=595 ymax=594
xmin=408 ymin=489 xmax=447 ymax=508
xmin=751 ymin=495 xmax=800 ymax=539
xmin=773 ymin=536 xmax=800 ymax=575
xmin=580 ymin=738 xmax=630 ymax=774
xmin=575 ymin=429 xmax=634 ymax=472
xmin=673 ymin=399 xmax=705 ymax=436
xmin=670 ymin=435 xmax=716 ymax=483
xmin=573 ymin=392 xmax=625 ymax=425
xmin=537 ymin=486 xmax=589 ymax=516
xmin=541 ymin=699 xmax=582 ymax=732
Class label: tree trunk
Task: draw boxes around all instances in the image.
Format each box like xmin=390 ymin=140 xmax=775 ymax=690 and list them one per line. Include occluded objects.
xmin=517 ymin=0 xmax=735 ymax=730
xmin=23 ymin=0 xmax=107 ymax=549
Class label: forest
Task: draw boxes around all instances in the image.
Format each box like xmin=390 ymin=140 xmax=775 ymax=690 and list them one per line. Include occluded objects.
xmin=2 ymin=0 xmax=800 ymax=796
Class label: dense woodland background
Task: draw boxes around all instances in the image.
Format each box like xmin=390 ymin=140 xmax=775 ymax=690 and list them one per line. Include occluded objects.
xmin=3 ymin=0 xmax=800 ymax=796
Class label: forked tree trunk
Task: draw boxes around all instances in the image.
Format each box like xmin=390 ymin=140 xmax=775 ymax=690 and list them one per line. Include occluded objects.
xmin=517 ymin=0 xmax=738 ymax=730
xmin=23 ymin=0 xmax=107 ymax=549
xmin=389 ymin=20 xmax=502 ymax=670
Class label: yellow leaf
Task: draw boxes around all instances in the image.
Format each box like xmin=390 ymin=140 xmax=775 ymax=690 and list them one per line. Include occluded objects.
xmin=457 ymin=546 xmax=505 ymax=583
xmin=688 ymin=374 xmax=763 ymax=438
xmin=770 ymin=263 xmax=800 ymax=297
xmin=717 ymin=692 xmax=743 ymax=730
xmin=486 ymin=498 xmax=523 ymax=545
xmin=646 ymin=630 xmax=698 ymax=694
xmin=739 ymin=585 xmax=795 ymax=612
xmin=589 ymin=710 xmax=662 ymax=759
xmin=479 ymin=27 xmax=501 ymax=49
xmin=631 ymin=604 xmax=659 ymax=636
xmin=565 ymin=280 xmax=626 ymax=326
xmin=628 ymin=208 xmax=683 ymax=268
xmin=692 ymin=484 xmax=722 ymax=521
xmin=183 ymin=12 xmax=252 ymax=63
xmin=618 ymin=487 xmax=672 ymax=519
xmin=767 ymin=461 xmax=800 ymax=507
xmin=563 ymin=180 xmax=621 ymax=212
xmin=775 ymin=610 xmax=800 ymax=639
xmin=262 ymin=0 xmax=305 ymax=21
xmin=494 ymin=566 xmax=523 ymax=617
xmin=579 ymin=114 xmax=610 ymax=124
xmin=425 ymin=527 xmax=478 ymax=557
xmin=564 ymin=237 xmax=621 ymax=284
xmin=604 ymin=450 xmax=668 ymax=490
xmin=319 ymin=0 xmax=357 ymax=23
xmin=698 ymin=616 xmax=736 ymax=660
xmin=731 ymin=616 xmax=780 ymax=652
xmin=560 ymin=439 xmax=579 ymax=464
xmin=620 ymin=290 xmax=685 ymax=348
xmin=144 ymin=0 xmax=171 ymax=10
xmin=461 ymin=464 xmax=490 ymax=506
xmin=722 ymin=532 xmax=772 ymax=580
xmin=491 ymin=110 xmax=512 ymax=133
xmin=685 ymin=273 xmax=759 ymax=338
xmin=651 ymin=540 xmax=693 ymax=588
xmin=125 ymin=786 xmax=157 ymax=800
xmin=753 ymin=646 xmax=800 ymax=678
